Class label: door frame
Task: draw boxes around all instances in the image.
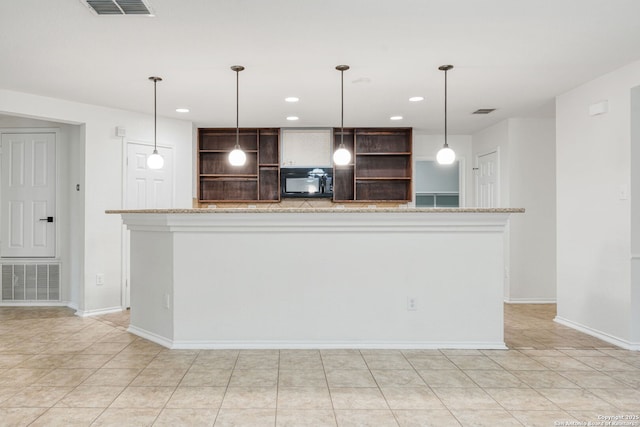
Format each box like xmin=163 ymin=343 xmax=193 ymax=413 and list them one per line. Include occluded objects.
xmin=412 ymin=155 xmax=466 ymax=207
xmin=0 ymin=128 xmax=61 ymax=261
xmin=474 ymin=147 xmax=501 ymax=208
xmin=120 ymin=139 xmax=174 ymax=308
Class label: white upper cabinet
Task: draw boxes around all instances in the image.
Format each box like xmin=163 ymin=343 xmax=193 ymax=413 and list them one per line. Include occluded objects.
xmin=281 ymin=128 xmax=332 ymax=167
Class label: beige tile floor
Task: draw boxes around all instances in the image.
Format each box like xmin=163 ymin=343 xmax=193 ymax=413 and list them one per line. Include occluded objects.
xmin=0 ymin=304 xmax=638 ymax=426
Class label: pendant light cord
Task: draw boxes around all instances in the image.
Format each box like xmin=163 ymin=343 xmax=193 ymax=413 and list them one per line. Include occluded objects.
xmin=153 ymin=78 xmax=157 ymax=151
xmin=335 ymin=65 xmax=349 ymax=148
xmin=235 ymin=68 xmax=240 ymax=149
xmin=340 ymin=68 xmax=344 ymax=148
xmin=444 ymin=68 xmax=448 ymax=148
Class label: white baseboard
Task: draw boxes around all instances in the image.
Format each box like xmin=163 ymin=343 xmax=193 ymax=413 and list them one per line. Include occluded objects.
xmin=169 ymin=340 xmax=508 ymax=350
xmin=0 ymin=300 xmax=69 ymax=307
xmin=554 ymin=316 xmax=640 ymax=351
xmin=0 ymin=301 xmax=128 ymax=319
xmin=74 ymin=306 xmax=124 ymax=317
xmin=127 ymin=325 xmax=174 ymax=348
xmin=505 ymin=298 xmax=557 ymax=304
xmin=126 ymin=323 xmax=507 ymax=350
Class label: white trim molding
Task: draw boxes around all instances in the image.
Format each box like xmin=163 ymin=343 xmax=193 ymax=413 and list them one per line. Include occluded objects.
xmin=554 ymin=316 xmax=640 ymax=351
xmin=505 ymin=299 xmax=557 ymax=304
xmin=168 ymin=340 xmax=508 ymax=350
xmin=0 ymin=300 xmax=68 ymax=307
xmin=128 ymin=325 xmax=173 ymax=348
xmin=74 ymin=306 xmax=124 ymax=317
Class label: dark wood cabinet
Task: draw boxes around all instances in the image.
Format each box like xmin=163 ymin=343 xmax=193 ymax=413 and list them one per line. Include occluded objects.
xmin=197 ymin=127 xmax=409 ymax=204
xmin=198 ymin=128 xmax=280 ymax=203
xmin=333 ymin=128 xmax=412 ymax=202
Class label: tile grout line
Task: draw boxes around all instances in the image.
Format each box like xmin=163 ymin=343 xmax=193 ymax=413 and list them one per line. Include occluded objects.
xmin=27 ymin=318 xmax=126 ymax=427
xmin=319 ymin=350 xmax=340 ymax=427
xmin=359 ymin=349 xmax=400 ymax=427
xmin=273 ymin=350 xmax=280 ymax=427
xmin=401 ymin=349 xmax=462 ymax=426
xmin=152 ymin=349 xmax=201 ymax=425
xmin=1 ymin=305 xmax=639 ymax=426
xmin=212 ymin=349 xmax=240 ymax=426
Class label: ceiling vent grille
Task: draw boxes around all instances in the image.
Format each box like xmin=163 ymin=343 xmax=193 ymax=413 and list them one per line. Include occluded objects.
xmin=82 ymin=0 xmax=154 ymax=15
xmin=472 ymin=108 xmax=496 ymax=115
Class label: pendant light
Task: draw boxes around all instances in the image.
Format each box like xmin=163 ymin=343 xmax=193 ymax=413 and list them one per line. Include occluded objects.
xmin=229 ymin=65 xmax=247 ymax=166
xmin=333 ymin=65 xmax=352 ymax=166
xmin=147 ymin=76 xmax=164 ymax=169
xmin=436 ymin=65 xmax=456 ymax=165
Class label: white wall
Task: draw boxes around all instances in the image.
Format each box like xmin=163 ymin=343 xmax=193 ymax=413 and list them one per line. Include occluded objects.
xmin=0 ymin=90 xmax=193 ymax=314
xmin=472 ymin=121 xmax=510 ymax=207
xmin=413 ymin=134 xmax=473 ymax=206
xmin=508 ymin=118 xmax=556 ymax=302
xmin=631 ymin=86 xmax=640 ymax=344
xmin=472 ymin=118 xmax=557 ymax=303
xmin=69 ymin=124 xmax=85 ymax=308
xmin=472 ymin=121 xmax=511 ymax=299
xmin=556 ymin=60 xmax=640 ymax=348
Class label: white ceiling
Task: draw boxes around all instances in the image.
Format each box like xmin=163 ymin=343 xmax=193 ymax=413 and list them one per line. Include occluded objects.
xmin=1 ymin=0 xmax=640 ymax=133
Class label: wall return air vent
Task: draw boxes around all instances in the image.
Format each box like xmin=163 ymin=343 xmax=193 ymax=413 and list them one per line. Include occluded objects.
xmin=82 ymin=0 xmax=154 ymax=16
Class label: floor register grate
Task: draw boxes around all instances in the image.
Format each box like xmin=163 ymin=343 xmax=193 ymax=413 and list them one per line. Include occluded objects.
xmin=1 ymin=263 xmax=60 ymax=301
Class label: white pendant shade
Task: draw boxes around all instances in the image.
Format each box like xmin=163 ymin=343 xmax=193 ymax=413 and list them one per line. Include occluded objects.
xmin=148 ymin=76 xmax=164 ymax=170
xmin=229 ymin=148 xmax=247 ymax=166
xmin=147 ymin=150 xmax=164 ymax=169
xmin=436 ymin=146 xmax=456 ymax=165
xmin=333 ymin=146 xmax=351 ymax=166
xmin=436 ymin=65 xmax=456 ymax=166
xmin=229 ymin=65 xmax=246 ymax=167
xmin=334 ymin=65 xmax=352 ymax=167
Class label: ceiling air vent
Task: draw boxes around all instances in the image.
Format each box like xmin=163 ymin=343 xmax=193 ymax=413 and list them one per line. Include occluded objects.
xmin=82 ymin=0 xmax=154 ymax=16
xmin=472 ymin=109 xmax=496 ymax=115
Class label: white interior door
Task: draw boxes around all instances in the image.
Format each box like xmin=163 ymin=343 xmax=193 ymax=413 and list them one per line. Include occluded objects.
xmin=1 ymin=133 xmax=56 ymax=258
xmin=476 ymin=150 xmax=499 ymax=208
xmin=123 ymin=142 xmax=173 ymax=307
xmin=126 ymin=143 xmax=173 ymax=209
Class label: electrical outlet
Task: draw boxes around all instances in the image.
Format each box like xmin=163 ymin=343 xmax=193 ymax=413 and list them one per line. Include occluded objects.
xmin=96 ymin=274 xmax=104 ymax=285
xmin=407 ymin=297 xmax=417 ymax=311
xmin=619 ymin=185 xmax=629 ymax=200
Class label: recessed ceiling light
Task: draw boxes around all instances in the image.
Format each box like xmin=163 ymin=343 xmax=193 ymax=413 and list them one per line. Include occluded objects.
xmin=286 ymin=116 xmax=299 ymax=121
xmin=390 ymin=116 xmax=403 ymax=121
xmin=285 ymin=97 xmax=299 ymax=103
xmin=175 ymin=108 xmax=190 ymax=113
xmin=409 ymin=96 xmax=424 ymax=102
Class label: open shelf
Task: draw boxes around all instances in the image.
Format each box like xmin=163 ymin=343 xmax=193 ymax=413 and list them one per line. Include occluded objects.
xmin=198 ymin=128 xmax=280 ymax=203
xmin=355 ymin=180 xmax=411 ymax=201
xmin=333 ymin=127 xmax=412 ymax=202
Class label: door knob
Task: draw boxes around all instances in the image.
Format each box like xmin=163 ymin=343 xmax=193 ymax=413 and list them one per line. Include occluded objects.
xmin=39 ymin=217 xmax=54 ymax=223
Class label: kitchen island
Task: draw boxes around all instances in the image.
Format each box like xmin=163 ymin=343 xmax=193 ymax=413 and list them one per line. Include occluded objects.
xmin=109 ymin=208 xmax=523 ymax=349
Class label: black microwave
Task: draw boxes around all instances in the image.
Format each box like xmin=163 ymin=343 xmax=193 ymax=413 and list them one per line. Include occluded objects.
xmin=281 ymin=167 xmax=333 ymax=198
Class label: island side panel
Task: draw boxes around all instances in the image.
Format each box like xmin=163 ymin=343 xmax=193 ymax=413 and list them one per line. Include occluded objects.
xmin=170 ymin=214 xmax=505 ymax=348
xmin=128 ymin=229 xmax=174 ymax=346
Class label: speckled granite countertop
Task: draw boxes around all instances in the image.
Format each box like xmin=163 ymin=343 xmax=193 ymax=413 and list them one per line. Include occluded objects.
xmin=107 ymin=208 xmax=525 ymax=214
